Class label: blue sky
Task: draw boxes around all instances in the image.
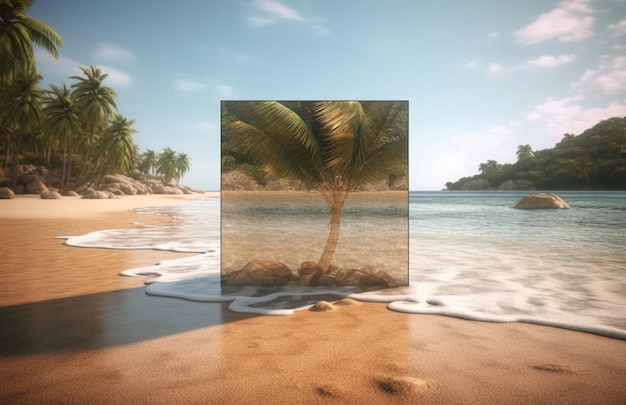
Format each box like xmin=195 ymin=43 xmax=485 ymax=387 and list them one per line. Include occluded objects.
xmin=30 ymin=0 xmax=626 ymax=191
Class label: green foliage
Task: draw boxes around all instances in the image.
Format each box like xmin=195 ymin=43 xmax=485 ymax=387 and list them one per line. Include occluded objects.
xmin=446 ymin=117 xmax=626 ymax=190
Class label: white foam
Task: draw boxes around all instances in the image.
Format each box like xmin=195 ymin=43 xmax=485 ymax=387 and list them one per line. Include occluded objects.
xmin=55 ymin=196 xmax=626 ymax=340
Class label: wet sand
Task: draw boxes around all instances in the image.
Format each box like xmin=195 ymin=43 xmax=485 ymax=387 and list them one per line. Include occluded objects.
xmin=1 ymin=195 xmax=626 ymax=404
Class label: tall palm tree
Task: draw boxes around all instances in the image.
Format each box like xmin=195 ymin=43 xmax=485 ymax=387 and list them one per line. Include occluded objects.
xmin=0 ymin=71 xmax=43 ymax=188
xmin=223 ymin=100 xmax=408 ymax=272
xmin=41 ymin=83 xmax=82 ymax=192
xmin=138 ymin=149 xmax=158 ymax=175
xmin=174 ymin=152 xmax=191 ymax=183
xmin=516 ymin=144 xmax=534 ymax=171
xmin=156 ymin=147 xmax=178 ymax=184
xmin=0 ymin=0 xmax=63 ymax=85
xmin=70 ymin=65 xmax=117 ymax=187
xmin=94 ymin=113 xmax=138 ymax=178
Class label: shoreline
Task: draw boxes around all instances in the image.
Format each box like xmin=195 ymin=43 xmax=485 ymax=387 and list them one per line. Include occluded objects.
xmin=1 ymin=195 xmax=625 ymax=403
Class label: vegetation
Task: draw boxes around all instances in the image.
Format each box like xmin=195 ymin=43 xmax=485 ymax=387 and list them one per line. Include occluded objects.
xmin=0 ymin=0 xmax=191 ymax=191
xmin=446 ymin=117 xmax=626 ymax=190
xmin=222 ymin=100 xmax=408 ymax=272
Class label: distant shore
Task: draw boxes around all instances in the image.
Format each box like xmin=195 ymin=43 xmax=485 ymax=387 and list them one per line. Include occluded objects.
xmin=1 ymin=194 xmax=625 ymax=404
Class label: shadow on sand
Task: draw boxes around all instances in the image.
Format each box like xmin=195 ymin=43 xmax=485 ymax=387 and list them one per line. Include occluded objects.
xmin=0 ymin=287 xmax=253 ymax=356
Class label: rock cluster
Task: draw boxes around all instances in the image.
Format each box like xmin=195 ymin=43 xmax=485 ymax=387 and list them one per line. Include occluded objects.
xmin=511 ymin=193 xmax=570 ymax=209
xmin=0 ymin=164 xmax=203 ymax=199
xmin=224 ymin=259 xmax=399 ymax=288
xmin=221 ymin=169 xmax=408 ymax=192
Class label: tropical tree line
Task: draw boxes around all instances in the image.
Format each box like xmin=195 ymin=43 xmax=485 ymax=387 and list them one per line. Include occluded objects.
xmin=446 ymin=116 xmax=626 ymax=190
xmin=0 ymin=0 xmax=191 ymax=192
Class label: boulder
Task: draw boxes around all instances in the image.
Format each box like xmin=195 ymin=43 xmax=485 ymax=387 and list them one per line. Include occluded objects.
xmin=41 ymin=191 xmax=62 ymax=199
xmin=226 ymin=260 xmax=293 ymax=286
xmin=81 ymin=190 xmax=116 ymax=199
xmin=298 ymin=261 xmax=321 ymax=286
xmin=0 ymin=187 xmax=14 ymax=199
xmin=511 ymin=193 xmax=570 ymax=209
xmin=63 ymin=191 xmax=80 ymax=197
xmin=335 ymin=266 xmax=397 ymax=287
xmin=25 ymin=178 xmax=48 ymax=195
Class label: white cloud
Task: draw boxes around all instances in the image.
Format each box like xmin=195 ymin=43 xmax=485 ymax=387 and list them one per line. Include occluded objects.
xmin=246 ymin=0 xmax=330 ymax=35
xmin=525 ymin=54 xmax=575 ymax=68
xmin=488 ymin=32 xmax=500 ymax=38
xmin=34 ymin=49 xmax=82 ymax=79
xmin=35 ymin=50 xmax=132 ymax=87
xmin=487 ymin=63 xmax=504 ymax=74
xmin=99 ymin=65 xmax=133 ymax=88
xmin=608 ymin=19 xmax=626 ymax=37
xmin=515 ymin=0 xmax=594 ymax=44
xmin=572 ymin=55 xmax=626 ymax=94
xmin=247 ymin=0 xmax=304 ymax=26
xmin=525 ymin=96 xmax=626 ymax=137
xmin=215 ymin=84 xmax=234 ymax=98
xmin=93 ymin=43 xmax=134 ymax=64
xmin=174 ymin=78 xmax=207 ymax=92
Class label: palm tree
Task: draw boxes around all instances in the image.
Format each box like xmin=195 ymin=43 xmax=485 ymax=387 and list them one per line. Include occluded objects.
xmin=0 ymin=71 xmax=44 ymax=188
xmin=174 ymin=152 xmax=191 ymax=183
xmin=0 ymin=0 xmax=63 ymax=85
xmin=223 ymin=100 xmax=408 ymax=272
xmin=70 ymin=65 xmax=117 ymax=187
xmin=516 ymin=144 xmax=534 ymax=170
xmin=478 ymin=159 xmax=501 ymax=186
xmin=138 ymin=149 xmax=158 ymax=175
xmin=156 ymin=147 xmax=178 ymax=184
xmin=94 ymin=113 xmax=138 ymax=178
xmin=41 ymin=83 xmax=82 ymax=192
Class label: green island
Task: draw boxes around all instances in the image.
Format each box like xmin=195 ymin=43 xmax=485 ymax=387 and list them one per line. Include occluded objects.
xmin=445 ymin=116 xmax=626 ymax=191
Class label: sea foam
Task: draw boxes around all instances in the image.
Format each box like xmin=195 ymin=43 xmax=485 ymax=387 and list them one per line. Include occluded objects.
xmin=57 ymin=193 xmax=626 ymax=340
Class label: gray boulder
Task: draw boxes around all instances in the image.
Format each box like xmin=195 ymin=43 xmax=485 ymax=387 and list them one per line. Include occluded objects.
xmin=0 ymin=187 xmax=14 ymax=199
xmin=25 ymin=178 xmax=48 ymax=195
xmin=512 ymin=193 xmax=570 ymax=209
xmin=41 ymin=191 xmax=62 ymax=199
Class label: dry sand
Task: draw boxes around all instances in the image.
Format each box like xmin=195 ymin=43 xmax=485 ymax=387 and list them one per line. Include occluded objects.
xmin=1 ymin=195 xmax=625 ymax=404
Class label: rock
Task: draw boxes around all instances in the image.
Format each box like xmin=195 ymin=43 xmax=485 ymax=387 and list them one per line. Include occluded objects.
xmin=20 ymin=173 xmax=43 ymax=184
xmin=62 ymin=191 xmax=79 ymax=197
xmin=81 ymin=190 xmax=116 ymax=199
xmin=25 ymin=178 xmax=48 ymax=195
xmin=298 ymin=261 xmax=321 ymax=286
xmin=226 ymin=260 xmax=293 ymax=286
xmin=0 ymin=187 xmax=14 ymax=199
xmin=41 ymin=191 xmax=62 ymax=199
xmin=335 ymin=266 xmax=398 ymax=287
xmin=512 ymin=193 xmax=570 ymax=209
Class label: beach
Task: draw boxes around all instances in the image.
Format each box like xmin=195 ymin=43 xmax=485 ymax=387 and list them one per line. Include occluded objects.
xmin=1 ymin=195 xmax=625 ymax=404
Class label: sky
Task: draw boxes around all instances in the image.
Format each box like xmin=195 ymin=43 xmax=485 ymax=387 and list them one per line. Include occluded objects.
xmin=30 ymin=0 xmax=626 ymax=191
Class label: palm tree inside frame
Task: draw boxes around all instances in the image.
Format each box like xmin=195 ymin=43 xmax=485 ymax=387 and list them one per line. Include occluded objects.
xmin=222 ymin=100 xmax=408 ymax=287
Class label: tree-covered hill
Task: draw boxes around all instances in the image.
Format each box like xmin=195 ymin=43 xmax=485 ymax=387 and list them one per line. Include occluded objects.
xmin=446 ymin=116 xmax=626 ymax=191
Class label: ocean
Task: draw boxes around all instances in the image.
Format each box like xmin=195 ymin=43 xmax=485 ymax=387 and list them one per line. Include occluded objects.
xmin=59 ymin=191 xmax=626 ymax=339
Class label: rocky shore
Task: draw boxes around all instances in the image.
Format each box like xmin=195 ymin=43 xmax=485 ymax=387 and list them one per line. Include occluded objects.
xmin=0 ymin=164 xmax=203 ymax=199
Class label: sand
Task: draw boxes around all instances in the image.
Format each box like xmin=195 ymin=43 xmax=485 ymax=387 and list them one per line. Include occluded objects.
xmin=1 ymin=195 xmax=625 ymax=404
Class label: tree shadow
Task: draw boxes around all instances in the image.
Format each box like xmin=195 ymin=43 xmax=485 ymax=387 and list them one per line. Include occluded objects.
xmin=0 ymin=287 xmax=253 ymax=356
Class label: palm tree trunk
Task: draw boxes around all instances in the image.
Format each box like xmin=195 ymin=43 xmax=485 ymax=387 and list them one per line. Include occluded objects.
xmin=317 ymin=187 xmax=349 ymax=272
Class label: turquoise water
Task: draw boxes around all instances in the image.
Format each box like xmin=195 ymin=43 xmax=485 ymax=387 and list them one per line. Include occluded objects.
xmin=60 ymin=191 xmax=626 ymax=339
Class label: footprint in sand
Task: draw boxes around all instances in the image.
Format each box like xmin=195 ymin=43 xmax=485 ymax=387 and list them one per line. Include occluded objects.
xmin=531 ymin=364 xmax=576 ymax=374
xmin=375 ymin=376 xmax=438 ymax=395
